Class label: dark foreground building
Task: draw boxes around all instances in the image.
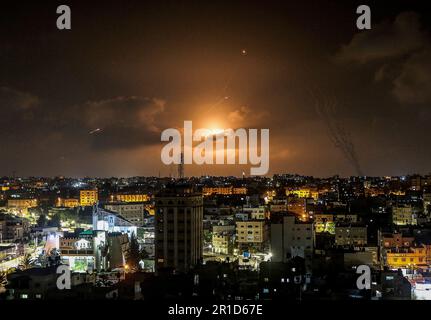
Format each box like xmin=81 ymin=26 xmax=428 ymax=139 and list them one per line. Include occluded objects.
xmin=155 ymin=184 xmax=203 ymax=273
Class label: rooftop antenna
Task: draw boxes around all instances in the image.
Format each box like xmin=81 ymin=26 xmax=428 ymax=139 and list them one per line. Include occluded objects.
xmin=178 ymin=152 xmax=184 ymax=179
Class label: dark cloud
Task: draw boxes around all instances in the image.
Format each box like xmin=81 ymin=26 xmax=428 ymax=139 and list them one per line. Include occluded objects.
xmin=392 ymin=48 xmax=431 ymax=104
xmin=336 ymin=12 xmax=426 ymax=63
xmin=337 ymin=11 xmax=431 ymax=105
xmin=0 ymin=87 xmax=39 ymax=111
xmin=0 ymin=87 xmax=40 ymax=136
xmin=226 ymin=106 xmax=268 ymax=127
xmin=78 ymin=96 xmax=166 ymax=150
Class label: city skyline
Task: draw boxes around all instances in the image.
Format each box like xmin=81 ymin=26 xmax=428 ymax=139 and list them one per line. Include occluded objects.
xmin=3 ymin=1 xmax=431 ymax=308
xmin=0 ymin=172 xmax=430 ymax=179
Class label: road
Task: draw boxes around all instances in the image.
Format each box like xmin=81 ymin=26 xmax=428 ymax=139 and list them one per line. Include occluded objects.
xmin=0 ymin=257 xmax=20 ymax=272
xmin=0 ymin=245 xmax=44 ymax=272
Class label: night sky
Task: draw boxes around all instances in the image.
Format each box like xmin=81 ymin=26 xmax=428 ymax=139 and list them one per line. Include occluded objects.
xmin=1 ymin=0 xmax=431 ymax=177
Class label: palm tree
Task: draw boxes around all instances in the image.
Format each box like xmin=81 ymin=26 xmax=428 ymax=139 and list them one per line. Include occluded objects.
xmin=19 ymin=253 xmax=35 ymax=270
xmin=48 ymin=248 xmax=61 ymax=266
xmin=126 ymin=232 xmax=142 ymax=272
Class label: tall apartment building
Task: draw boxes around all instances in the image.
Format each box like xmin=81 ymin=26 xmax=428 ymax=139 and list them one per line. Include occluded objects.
xmin=269 ymin=199 xmax=288 ymax=213
xmin=212 ymin=233 xmax=232 ymax=255
xmin=242 ymin=206 xmax=268 ymax=220
xmin=334 ymin=222 xmax=367 ymax=246
xmin=7 ymin=198 xmax=38 ymax=215
xmin=155 ymin=185 xmax=203 ymax=273
xmin=235 ymin=220 xmax=268 ymax=250
xmin=79 ymin=189 xmax=98 ymax=207
xmin=423 ymin=192 xmax=431 ymax=215
xmin=0 ymin=213 xmax=28 ymax=242
xmin=104 ymin=202 xmax=146 ymax=226
xmin=392 ymin=205 xmax=417 ymax=226
xmin=270 ymin=214 xmax=314 ymax=270
xmin=385 ymin=245 xmax=429 ymax=269
xmin=410 ymin=175 xmax=431 ymax=191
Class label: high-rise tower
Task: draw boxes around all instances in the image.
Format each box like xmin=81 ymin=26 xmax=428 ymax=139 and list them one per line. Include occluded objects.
xmin=155 ymin=184 xmax=203 ymax=273
xmin=178 ymin=152 xmax=184 ymax=179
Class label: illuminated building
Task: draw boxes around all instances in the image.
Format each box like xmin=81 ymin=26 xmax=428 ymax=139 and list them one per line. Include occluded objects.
xmin=79 ymin=189 xmax=98 ymax=206
xmin=107 ymin=232 xmax=130 ymax=269
xmin=92 ymin=206 xmax=137 ymax=236
xmin=314 ymin=213 xmax=357 ymax=234
xmin=335 ymin=223 xmax=367 ymax=246
xmin=286 ymin=188 xmax=319 ymax=200
xmin=391 ymin=190 xmax=406 ymax=196
xmin=0 ymin=219 xmax=7 ymax=241
xmin=264 ymin=190 xmax=276 ymax=203
xmin=235 ymin=220 xmax=268 ymax=249
xmin=56 ymin=197 xmax=80 ymax=208
xmin=104 ymin=202 xmax=147 ymax=226
xmin=0 ymin=243 xmax=16 ymax=261
xmin=155 ymin=185 xmax=203 ymax=272
xmin=364 ymin=187 xmax=386 ymax=197
xmin=286 ymin=196 xmax=306 ymax=217
xmin=60 ymin=229 xmax=129 ymax=273
xmin=379 ymin=231 xmax=431 ymax=270
xmin=423 ymin=192 xmax=431 ymax=215
xmin=385 ymin=245 xmax=428 ymax=270
xmin=7 ymin=198 xmax=38 ymax=215
xmin=271 ymin=214 xmax=314 ymax=262
xmin=392 ymin=205 xmax=417 ymax=226
xmin=379 ymin=232 xmax=415 ymax=248
xmin=410 ymin=175 xmax=431 ymax=191
xmin=60 ymin=232 xmax=96 ymax=272
xmin=212 ymin=233 xmax=232 ymax=255
xmin=0 ymin=213 xmax=28 ymax=241
xmin=212 ymin=224 xmax=235 ymax=234
xmin=202 ymin=186 xmax=247 ymax=196
xmin=110 ymin=193 xmax=150 ymax=203
xmin=242 ymin=206 xmax=268 ymax=220
xmin=269 ymin=199 xmax=288 ymax=213
xmin=270 ymin=214 xmax=314 ymax=271
xmin=314 ymin=214 xmax=335 ymax=234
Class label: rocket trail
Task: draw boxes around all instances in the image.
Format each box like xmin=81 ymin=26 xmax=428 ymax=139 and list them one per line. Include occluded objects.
xmin=312 ymin=90 xmax=363 ymax=176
